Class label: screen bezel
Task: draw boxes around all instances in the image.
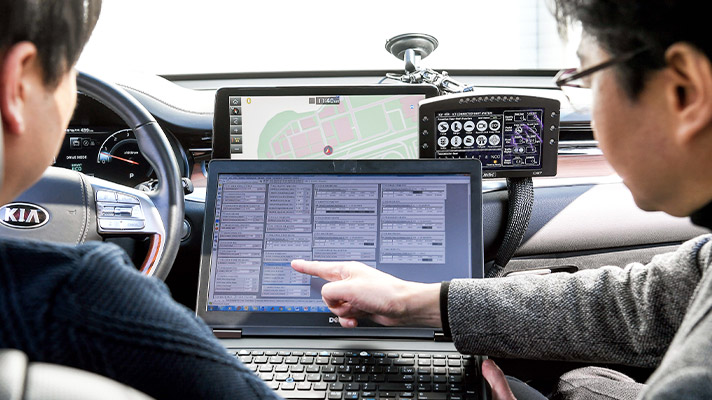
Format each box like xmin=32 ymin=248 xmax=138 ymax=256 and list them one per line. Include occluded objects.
xmin=196 ymin=159 xmax=483 ymax=336
xmin=419 ymin=94 xmax=560 ymax=178
xmin=212 ymin=84 xmax=440 ymax=159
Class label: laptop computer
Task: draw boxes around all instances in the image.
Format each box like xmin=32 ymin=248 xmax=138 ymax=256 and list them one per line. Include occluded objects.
xmin=196 ymin=159 xmax=487 ymax=400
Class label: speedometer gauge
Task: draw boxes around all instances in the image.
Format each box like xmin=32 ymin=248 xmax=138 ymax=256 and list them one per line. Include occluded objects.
xmin=70 ymin=129 xmax=153 ymax=186
xmin=96 ymin=129 xmax=153 ymax=186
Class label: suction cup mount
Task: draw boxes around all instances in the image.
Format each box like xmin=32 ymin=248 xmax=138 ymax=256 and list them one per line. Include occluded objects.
xmin=385 ymin=33 xmax=439 ymax=73
xmin=383 ymin=33 xmax=470 ymax=93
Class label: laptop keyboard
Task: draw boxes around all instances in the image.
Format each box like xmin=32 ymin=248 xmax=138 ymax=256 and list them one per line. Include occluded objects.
xmin=233 ymin=349 xmax=483 ymax=400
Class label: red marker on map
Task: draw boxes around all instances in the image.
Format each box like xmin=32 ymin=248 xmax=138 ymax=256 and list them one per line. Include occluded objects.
xmin=323 ymin=145 xmax=333 ymax=155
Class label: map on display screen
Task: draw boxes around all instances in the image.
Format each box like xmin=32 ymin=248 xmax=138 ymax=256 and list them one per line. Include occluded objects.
xmin=212 ymin=85 xmax=440 ymax=160
xmin=231 ymin=95 xmax=421 ymax=159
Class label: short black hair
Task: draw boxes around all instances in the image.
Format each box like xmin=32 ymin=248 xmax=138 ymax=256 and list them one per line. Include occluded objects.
xmin=551 ymin=0 xmax=709 ymax=98
xmin=0 ymin=0 xmax=102 ymax=87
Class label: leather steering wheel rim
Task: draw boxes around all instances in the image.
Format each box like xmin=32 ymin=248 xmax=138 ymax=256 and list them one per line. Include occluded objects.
xmin=76 ymin=72 xmax=184 ymax=281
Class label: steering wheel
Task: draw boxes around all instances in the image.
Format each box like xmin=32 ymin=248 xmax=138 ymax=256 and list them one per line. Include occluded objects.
xmin=0 ymin=72 xmax=184 ymax=281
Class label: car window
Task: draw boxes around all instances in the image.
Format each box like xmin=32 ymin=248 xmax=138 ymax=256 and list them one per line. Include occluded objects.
xmin=77 ymin=0 xmax=580 ymax=76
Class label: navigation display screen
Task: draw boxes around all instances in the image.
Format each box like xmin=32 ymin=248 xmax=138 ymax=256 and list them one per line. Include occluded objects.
xmin=206 ymin=173 xmax=473 ymax=312
xmin=213 ymin=85 xmax=439 ymax=160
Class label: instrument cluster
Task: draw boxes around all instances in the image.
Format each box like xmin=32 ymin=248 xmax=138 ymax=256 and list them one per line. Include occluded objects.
xmin=54 ymin=93 xmax=156 ymax=187
xmin=55 ymin=127 xmax=154 ymax=187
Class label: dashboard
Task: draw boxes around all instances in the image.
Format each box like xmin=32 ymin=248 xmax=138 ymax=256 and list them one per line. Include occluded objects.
xmin=53 ymin=70 xmax=701 ymax=236
xmin=50 ymin=72 xmax=627 ymax=196
xmin=58 ymin=76 xmax=573 ymax=191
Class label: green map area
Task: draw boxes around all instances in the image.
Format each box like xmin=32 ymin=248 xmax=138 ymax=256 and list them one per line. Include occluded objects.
xmin=257 ymin=95 xmax=421 ymax=159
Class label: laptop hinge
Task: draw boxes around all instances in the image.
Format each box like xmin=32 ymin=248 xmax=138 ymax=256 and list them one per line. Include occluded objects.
xmin=433 ymin=332 xmax=451 ymax=342
xmin=214 ymin=329 xmax=242 ymax=339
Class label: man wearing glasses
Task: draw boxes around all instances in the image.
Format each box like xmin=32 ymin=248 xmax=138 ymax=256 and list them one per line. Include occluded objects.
xmin=293 ymin=1 xmax=712 ymax=399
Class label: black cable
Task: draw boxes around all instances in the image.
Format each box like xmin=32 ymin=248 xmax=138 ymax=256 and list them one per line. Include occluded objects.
xmin=486 ymin=177 xmax=534 ymax=278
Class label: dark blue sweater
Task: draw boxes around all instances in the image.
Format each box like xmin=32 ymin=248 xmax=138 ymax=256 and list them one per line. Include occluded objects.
xmin=0 ymin=237 xmax=281 ymax=400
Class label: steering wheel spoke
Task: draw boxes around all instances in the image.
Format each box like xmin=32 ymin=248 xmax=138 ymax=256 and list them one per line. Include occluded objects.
xmin=90 ymin=178 xmax=168 ymax=276
xmin=93 ymin=182 xmax=163 ymax=236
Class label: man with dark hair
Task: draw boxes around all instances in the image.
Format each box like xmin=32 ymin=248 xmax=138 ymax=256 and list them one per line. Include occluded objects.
xmin=0 ymin=2 xmax=280 ymax=398
xmin=293 ymin=1 xmax=712 ymax=399
xmin=0 ymin=0 xmax=100 ymax=87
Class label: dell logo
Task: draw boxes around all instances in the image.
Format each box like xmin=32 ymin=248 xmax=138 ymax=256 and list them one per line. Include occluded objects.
xmin=328 ymin=317 xmax=340 ymax=324
xmin=0 ymin=203 xmax=50 ymax=229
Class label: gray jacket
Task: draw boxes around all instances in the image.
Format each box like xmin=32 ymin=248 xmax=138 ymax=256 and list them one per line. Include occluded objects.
xmin=448 ymin=234 xmax=712 ymax=398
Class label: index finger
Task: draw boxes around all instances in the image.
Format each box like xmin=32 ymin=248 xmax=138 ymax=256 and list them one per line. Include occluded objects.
xmin=482 ymin=359 xmax=516 ymax=400
xmin=291 ymin=260 xmax=350 ymax=282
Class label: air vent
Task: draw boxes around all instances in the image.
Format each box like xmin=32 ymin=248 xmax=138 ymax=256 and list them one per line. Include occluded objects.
xmin=558 ymin=122 xmax=600 ymax=155
xmin=188 ymin=131 xmax=213 ymax=152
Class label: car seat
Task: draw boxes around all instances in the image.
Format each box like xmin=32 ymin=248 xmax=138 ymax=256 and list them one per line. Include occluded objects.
xmin=0 ymin=349 xmax=153 ymax=400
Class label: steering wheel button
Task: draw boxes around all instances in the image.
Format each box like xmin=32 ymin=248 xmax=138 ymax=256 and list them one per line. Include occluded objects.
xmin=115 ymin=207 xmax=133 ymax=217
xmin=122 ymin=219 xmax=145 ymax=230
xmin=96 ymin=190 xmax=117 ymax=202
xmin=99 ymin=219 xmax=122 ymax=230
xmin=131 ymin=205 xmax=144 ymax=219
xmin=116 ymin=193 xmax=140 ymax=204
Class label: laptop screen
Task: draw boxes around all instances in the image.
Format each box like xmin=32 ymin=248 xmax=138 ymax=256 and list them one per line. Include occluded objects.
xmin=197 ymin=160 xmax=483 ymax=333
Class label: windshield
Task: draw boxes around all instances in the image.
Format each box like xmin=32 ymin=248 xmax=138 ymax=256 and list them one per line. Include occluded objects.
xmin=77 ymin=0 xmax=580 ymax=76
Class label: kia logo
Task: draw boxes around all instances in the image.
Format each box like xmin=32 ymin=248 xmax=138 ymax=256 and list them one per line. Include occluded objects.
xmin=0 ymin=203 xmax=50 ymax=229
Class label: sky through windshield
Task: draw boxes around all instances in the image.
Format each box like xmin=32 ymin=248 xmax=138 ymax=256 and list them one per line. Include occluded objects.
xmin=78 ymin=0 xmax=578 ymax=76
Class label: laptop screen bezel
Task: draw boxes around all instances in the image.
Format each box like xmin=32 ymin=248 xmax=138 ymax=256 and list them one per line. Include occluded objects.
xmin=196 ymin=159 xmax=483 ymax=336
xmin=211 ymin=84 xmax=440 ymax=160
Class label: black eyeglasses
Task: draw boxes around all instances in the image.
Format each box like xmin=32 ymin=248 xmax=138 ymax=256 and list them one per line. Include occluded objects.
xmin=555 ymin=47 xmax=650 ymax=88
